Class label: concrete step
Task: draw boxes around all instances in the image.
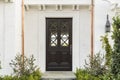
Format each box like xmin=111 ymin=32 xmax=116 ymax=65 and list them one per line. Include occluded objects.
xmin=41 ymin=71 xmax=76 ymax=80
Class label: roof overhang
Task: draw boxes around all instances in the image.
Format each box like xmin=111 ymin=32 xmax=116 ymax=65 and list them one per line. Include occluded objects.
xmin=24 ymin=0 xmax=91 ymax=5
xmin=24 ymin=0 xmax=91 ymax=11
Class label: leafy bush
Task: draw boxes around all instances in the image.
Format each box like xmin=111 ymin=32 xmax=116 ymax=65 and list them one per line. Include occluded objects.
xmin=75 ymin=53 xmax=107 ymax=80
xmin=75 ymin=52 xmax=107 ymax=80
xmin=100 ymin=73 xmax=120 ymax=80
xmin=9 ymin=54 xmax=41 ymax=80
xmin=84 ymin=53 xmax=106 ymax=76
xmin=111 ymin=16 xmax=120 ymax=76
xmin=101 ymin=34 xmax=112 ymax=68
xmin=1 ymin=75 xmax=13 ymax=80
xmin=0 ymin=75 xmax=19 ymax=80
xmin=75 ymin=68 xmax=100 ymax=80
xmin=99 ymin=16 xmax=120 ymax=79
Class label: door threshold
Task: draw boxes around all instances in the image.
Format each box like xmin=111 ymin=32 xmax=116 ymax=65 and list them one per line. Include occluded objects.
xmin=41 ymin=71 xmax=76 ymax=80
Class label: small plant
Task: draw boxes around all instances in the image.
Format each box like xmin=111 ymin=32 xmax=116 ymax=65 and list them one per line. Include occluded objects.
xmin=9 ymin=54 xmax=41 ymax=80
xmin=84 ymin=52 xmax=106 ymax=76
xmin=9 ymin=54 xmax=27 ymax=76
xmin=99 ymin=72 xmax=114 ymax=80
xmin=75 ymin=53 xmax=107 ymax=80
xmin=75 ymin=68 xmax=100 ymax=80
xmin=1 ymin=75 xmax=13 ymax=80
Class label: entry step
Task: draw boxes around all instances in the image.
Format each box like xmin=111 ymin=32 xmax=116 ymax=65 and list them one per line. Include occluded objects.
xmin=41 ymin=71 xmax=76 ymax=80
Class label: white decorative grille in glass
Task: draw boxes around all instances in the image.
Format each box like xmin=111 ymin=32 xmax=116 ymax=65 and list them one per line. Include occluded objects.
xmin=49 ymin=22 xmax=58 ymax=46
xmin=60 ymin=22 xmax=69 ymax=47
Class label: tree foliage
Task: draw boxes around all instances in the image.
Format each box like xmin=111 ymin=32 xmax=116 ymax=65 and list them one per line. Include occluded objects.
xmin=111 ymin=16 xmax=120 ymax=76
xmin=101 ymin=34 xmax=112 ymax=67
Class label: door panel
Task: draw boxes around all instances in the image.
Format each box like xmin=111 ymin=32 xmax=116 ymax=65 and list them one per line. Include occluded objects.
xmin=46 ymin=18 xmax=72 ymax=71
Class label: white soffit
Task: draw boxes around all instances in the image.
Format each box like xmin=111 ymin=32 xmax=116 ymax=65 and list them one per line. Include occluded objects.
xmin=24 ymin=0 xmax=91 ymax=5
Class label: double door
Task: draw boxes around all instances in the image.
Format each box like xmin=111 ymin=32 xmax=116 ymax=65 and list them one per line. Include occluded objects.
xmin=46 ymin=18 xmax=72 ymax=71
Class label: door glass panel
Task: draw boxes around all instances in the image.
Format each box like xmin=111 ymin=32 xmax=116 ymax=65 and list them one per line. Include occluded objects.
xmin=49 ymin=22 xmax=58 ymax=47
xmin=51 ymin=32 xmax=57 ymax=46
xmin=61 ymin=33 xmax=69 ymax=46
xmin=60 ymin=22 xmax=69 ymax=47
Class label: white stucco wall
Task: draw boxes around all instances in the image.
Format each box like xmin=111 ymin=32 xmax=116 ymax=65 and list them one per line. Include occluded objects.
xmin=0 ymin=1 xmax=15 ymax=75
xmin=0 ymin=0 xmax=22 ymax=75
xmin=15 ymin=0 xmax=22 ymax=55
xmin=24 ymin=7 xmax=91 ymax=72
xmin=94 ymin=0 xmax=113 ymax=54
xmin=0 ymin=1 xmax=4 ymax=70
xmin=79 ymin=8 xmax=91 ymax=68
xmin=0 ymin=0 xmax=118 ymax=75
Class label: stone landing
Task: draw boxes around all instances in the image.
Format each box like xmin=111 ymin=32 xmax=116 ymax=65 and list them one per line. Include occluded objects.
xmin=41 ymin=71 xmax=76 ymax=80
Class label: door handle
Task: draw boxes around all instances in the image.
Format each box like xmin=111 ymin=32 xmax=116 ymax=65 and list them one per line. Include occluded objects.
xmin=70 ymin=45 xmax=72 ymax=55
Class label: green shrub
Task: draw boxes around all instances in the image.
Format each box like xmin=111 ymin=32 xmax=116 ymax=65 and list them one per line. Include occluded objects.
xmin=9 ymin=54 xmax=41 ymax=80
xmin=75 ymin=68 xmax=100 ymax=80
xmin=98 ymin=70 xmax=114 ymax=80
xmin=75 ymin=53 xmax=107 ymax=80
xmin=9 ymin=54 xmax=26 ymax=76
xmin=28 ymin=75 xmax=34 ymax=80
xmin=9 ymin=54 xmax=37 ymax=76
xmin=0 ymin=54 xmax=42 ymax=80
xmin=31 ymin=69 xmax=41 ymax=80
xmin=111 ymin=16 xmax=120 ymax=76
xmin=101 ymin=34 xmax=112 ymax=68
xmin=99 ymin=16 xmax=120 ymax=79
xmin=0 ymin=75 xmax=14 ymax=80
xmin=2 ymin=76 xmax=12 ymax=80
xmin=84 ymin=53 xmax=106 ymax=76
xmin=99 ymin=73 xmax=120 ymax=80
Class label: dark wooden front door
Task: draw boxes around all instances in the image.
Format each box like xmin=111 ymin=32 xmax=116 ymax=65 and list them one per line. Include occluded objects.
xmin=46 ymin=18 xmax=72 ymax=71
